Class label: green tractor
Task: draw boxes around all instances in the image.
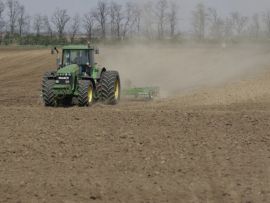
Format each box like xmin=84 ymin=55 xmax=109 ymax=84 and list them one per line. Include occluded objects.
xmin=42 ymin=45 xmax=121 ymax=107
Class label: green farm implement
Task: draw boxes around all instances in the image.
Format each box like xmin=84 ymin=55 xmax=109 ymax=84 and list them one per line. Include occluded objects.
xmin=122 ymin=86 xmax=160 ymax=100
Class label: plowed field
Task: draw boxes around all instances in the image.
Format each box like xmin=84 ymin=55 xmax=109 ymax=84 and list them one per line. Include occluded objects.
xmin=0 ymin=45 xmax=269 ymax=203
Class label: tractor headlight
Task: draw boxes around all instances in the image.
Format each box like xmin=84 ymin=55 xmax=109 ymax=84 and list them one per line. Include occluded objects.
xmin=58 ymin=76 xmax=69 ymax=80
xmin=64 ymin=73 xmax=72 ymax=77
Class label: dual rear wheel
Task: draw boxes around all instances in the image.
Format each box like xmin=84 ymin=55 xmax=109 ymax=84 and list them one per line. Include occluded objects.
xmin=99 ymin=71 xmax=121 ymax=105
xmin=78 ymin=71 xmax=120 ymax=106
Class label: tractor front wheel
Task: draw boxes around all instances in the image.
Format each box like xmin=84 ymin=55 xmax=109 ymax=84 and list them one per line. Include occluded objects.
xmin=42 ymin=73 xmax=56 ymax=107
xmin=78 ymin=80 xmax=95 ymax=107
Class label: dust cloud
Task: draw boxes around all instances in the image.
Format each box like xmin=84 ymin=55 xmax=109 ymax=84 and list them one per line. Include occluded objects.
xmin=97 ymin=43 xmax=270 ymax=97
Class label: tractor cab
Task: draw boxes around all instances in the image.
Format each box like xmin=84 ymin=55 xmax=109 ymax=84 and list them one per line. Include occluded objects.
xmin=52 ymin=45 xmax=99 ymax=76
xmin=63 ymin=49 xmax=90 ymax=66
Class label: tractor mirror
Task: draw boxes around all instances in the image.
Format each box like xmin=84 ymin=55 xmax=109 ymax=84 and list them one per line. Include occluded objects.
xmin=95 ymin=48 xmax=99 ymax=55
xmin=54 ymin=47 xmax=59 ymax=54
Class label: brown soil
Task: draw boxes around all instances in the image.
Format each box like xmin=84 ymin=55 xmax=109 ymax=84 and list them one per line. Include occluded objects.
xmin=0 ymin=46 xmax=269 ymax=203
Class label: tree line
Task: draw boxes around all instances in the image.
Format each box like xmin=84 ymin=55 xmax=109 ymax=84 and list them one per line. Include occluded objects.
xmin=0 ymin=0 xmax=269 ymax=45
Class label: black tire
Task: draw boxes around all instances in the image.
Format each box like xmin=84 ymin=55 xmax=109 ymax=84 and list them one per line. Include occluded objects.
xmin=78 ymin=80 xmax=95 ymax=107
xmin=100 ymin=71 xmax=121 ymax=105
xmin=42 ymin=73 xmax=56 ymax=107
xmin=96 ymin=81 xmax=102 ymax=101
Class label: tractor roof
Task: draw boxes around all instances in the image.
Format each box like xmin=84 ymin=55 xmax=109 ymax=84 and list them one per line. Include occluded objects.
xmin=62 ymin=45 xmax=95 ymax=50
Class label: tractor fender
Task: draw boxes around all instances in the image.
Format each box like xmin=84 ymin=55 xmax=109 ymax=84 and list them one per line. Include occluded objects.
xmin=44 ymin=71 xmax=57 ymax=80
xmin=80 ymin=76 xmax=96 ymax=90
xmin=98 ymin=67 xmax=107 ymax=79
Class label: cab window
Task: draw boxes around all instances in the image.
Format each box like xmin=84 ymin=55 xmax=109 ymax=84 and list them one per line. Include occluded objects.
xmin=63 ymin=50 xmax=90 ymax=65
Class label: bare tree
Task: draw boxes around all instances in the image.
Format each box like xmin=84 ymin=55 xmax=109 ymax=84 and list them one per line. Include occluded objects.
xmin=223 ymin=17 xmax=234 ymax=40
xmin=6 ymin=0 xmax=20 ymax=35
xmin=124 ymin=1 xmax=143 ymax=39
xmin=0 ymin=0 xmax=3 ymax=17
xmin=0 ymin=1 xmax=4 ymax=26
xmin=155 ymin=0 xmax=168 ymax=39
xmin=249 ymin=14 xmax=260 ymax=38
xmin=33 ymin=14 xmax=43 ymax=36
xmin=84 ymin=11 xmax=95 ymax=41
xmin=208 ymin=8 xmax=224 ymax=40
xmin=168 ymin=1 xmax=178 ymax=38
xmin=93 ymin=0 xmax=108 ymax=39
xmin=0 ymin=0 xmax=5 ymax=43
xmin=51 ymin=8 xmax=70 ymax=38
xmin=110 ymin=1 xmax=122 ymax=39
xmin=110 ymin=1 xmax=116 ymax=37
xmin=17 ymin=5 xmax=29 ymax=36
xmin=131 ymin=2 xmax=141 ymax=35
xmin=121 ymin=2 xmax=135 ymax=39
xmin=231 ymin=12 xmax=248 ymax=36
xmin=127 ymin=1 xmax=142 ymax=38
xmin=70 ymin=14 xmax=80 ymax=43
xmin=192 ymin=3 xmax=208 ymax=40
xmin=142 ymin=1 xmax=155 ymax=39
xmin=263 ymin=11 xmax=270 ymax=37
xmin=43 ymin=15 xmax=53 ymax=38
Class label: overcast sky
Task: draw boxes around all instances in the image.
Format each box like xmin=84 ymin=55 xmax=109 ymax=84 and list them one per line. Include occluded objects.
xmin=17 ymin=0 xmax=270 ymax=31
xmin=19 ymin=0 xmax=270 ymax=17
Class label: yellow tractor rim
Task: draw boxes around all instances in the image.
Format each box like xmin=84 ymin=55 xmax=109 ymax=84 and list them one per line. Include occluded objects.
xmin=115 ymin=80 xmax=120 ymax=99
xmin=88 ymin=86 xmax=93 ymax=103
